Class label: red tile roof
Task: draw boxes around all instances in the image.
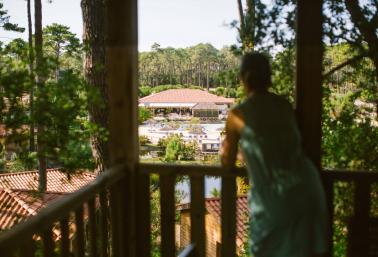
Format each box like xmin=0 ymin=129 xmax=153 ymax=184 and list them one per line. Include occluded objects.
xmin=192 ymin=102 xmax=221 ymax=110
xmin=0 ymin=169 xmax=96 ymax=233
xmin=0 ymin=169 xmax=96 ymax=193
xmin=0 ymin=188 xmax=63 ymax=231
xmin=178 ymin=195 xmax=249 ymax=244
xmin=139 ymin=89 xmax=234 ymax=104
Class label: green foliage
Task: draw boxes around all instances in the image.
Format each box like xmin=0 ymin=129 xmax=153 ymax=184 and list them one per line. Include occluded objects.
xmin=3 ymin=152 xmax=37 ymax=172
xmin=43 ymin=23 xmax=82 ymax=74
xmin=0 ymin=27 xmax=96 ymax=172
xmin=139 ymin=107 xmax=152 ymax=124
xmin=214 ymin=86 xmax=225 ymax=96
xmin=139 ymin=86 xmax=152 ymax=97
xmin=0 ymin=3 xmax=25 ymax=32
xmin=322 ymin=91 xmax=378 ymax=170
xmin=139 ymin=135 xmax=151 ymax=146
xmin=139 ymin=44 xmax=239 ymax=89
xmin=271 ymin=48 xmax=295 ymax=103
xmin=210 ymin=187 xmax=220 ymax=198
xmin=224 ymin=87 xmax=236 ymax=98
xmin=161 ymin=134 xmax=199 ymax=162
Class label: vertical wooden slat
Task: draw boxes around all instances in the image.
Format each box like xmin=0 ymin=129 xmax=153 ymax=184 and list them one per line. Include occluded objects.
xmin=348 ymin=180 xmax=371 ymax=257
xmin=160 ymin=174 xmax=176 ymax=257
xmin=295 ymin=0 xmax=323 ymax=170
xmin=42 ymin=227 xmax=54 ymax=257
xmin=60 ymin=217 xmax=69 ymax=257
xmin=221 ymin=175 xmax=236 ymax=257
xmin=75 ymin=207 xmax=85 ymax=257
xmin=190 ymin=175 xmax=205 ymax=257
xmin=136 ymin=172 xmax=151 ymax=257
xmin=20 ymin=238 xmax=35 ymax=257
xmin=109 ymin=182 xmax=122 ymax=257
xmin=88 ymin=198 xmax=98 ymax=257
xmin=100 ymin=191 xmax=109 ymax=257
xmin=323 ymin=174 xmax=334 ymax=256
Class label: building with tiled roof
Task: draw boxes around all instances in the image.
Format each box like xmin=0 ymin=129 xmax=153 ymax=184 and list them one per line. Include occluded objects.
xmin=0 ymin=168 xmax=96 ymax=193
xmin=0 ymin=169 xmax=96 ymax=233
xmin=139 ymin=89 xmax=234 ymax=121
xmin=0 ymin=188 xmax=63 ymax=232
xmin=177 ymin=195 xmax=248 ymax=257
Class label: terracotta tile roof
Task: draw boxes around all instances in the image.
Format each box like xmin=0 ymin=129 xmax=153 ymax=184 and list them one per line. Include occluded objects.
xmin=0 ymin=169 xmax=96 ymax=234
xmin=139 ymin=89 xmax=234 ymax=104
xmin=0 ymin=188 xmax=63 ymax=231
xmin=205 ymin=196 xmax=249 ymax=244
xmin=192 ymin=102 xmax=221 ymax=110
xmin=178 ymin=195 xmax=249 ymax=244
xmin=0 ymin=169 xmax=96 ymax=193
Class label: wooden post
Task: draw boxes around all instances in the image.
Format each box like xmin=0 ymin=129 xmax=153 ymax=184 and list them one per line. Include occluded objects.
xmin=106 ymin=0 xmax=138 ymax=257
xmin=296 ymin=1 xmax=330 ymax=255
xmin=295 ymin=0 xmax=323 ymax=170
xmin=190 ymin=175 xmax=205 ymax=257
xmin=221 ymin=176 xmax=236 ymax=257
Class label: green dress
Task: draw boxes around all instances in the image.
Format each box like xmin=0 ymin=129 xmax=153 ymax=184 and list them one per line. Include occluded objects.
xmin=235 ymin=92 xmax=329 ymax=257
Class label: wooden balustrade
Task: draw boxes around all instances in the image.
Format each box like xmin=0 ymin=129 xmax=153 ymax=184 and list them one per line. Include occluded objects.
xmin=0 ymin=165 xmax=126 ymax=257
xmin=0 ymin=164 xmax=376 ymax=257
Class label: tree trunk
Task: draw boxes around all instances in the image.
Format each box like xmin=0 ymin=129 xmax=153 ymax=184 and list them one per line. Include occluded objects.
xmin=344 ymin=1 xmax=378 ymax=78
xmin=35 ymin=0 xmax=47 ymax=192
xmin=344 ymin=1 xmax=378 ymax=113
xmin=55 ymin=44 xmax=60 ymax=80
xmin=27 ymin=0 xmax=35 ymax=152
xmin=237 ymin=0 xmax=255 ymax=52
xmin=206 ymin=63 xmax=210 ymax=90
xmin=81 ymin=0 xmax=110 ymax=172
xmin=237 ymin=0 xmax=245 ymax=41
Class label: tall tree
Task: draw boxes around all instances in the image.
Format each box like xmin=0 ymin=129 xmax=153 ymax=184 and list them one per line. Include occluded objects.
xmin=27 ymin=0 xmax=35 ymax=152
xmin=81 ymin=0 xmax=109 ymax=172
xmin=43 ymin=23 xmax=81 ymax=80
xmin=34 ymin=0 xmax=47 ymax=192
xmin=236 ymin=0 xmax=255 ymax=52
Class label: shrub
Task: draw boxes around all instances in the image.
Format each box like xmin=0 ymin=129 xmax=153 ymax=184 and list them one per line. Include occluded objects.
xmin=139 ymin=107 xmax=152 ymax=124
xmin=161 ymin=134 xmax=199 ymax=162
xmin=139 ymin=135 xmax=151 ymax=146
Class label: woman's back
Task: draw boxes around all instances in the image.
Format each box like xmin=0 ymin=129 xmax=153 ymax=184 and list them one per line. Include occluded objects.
xmin=235 ymin=92 xmax=329 ymax=257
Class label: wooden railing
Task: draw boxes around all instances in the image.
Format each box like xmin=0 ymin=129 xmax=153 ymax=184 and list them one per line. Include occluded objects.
xmin=0 ymin=164 xmax=377 ymax=257
xmin=138 ymin=163 xmax=245 ymax=257
xmin=0 ymin=165 xmax=127 ymax=257
xmin=323 ymin=170 xmax=378 ymax=257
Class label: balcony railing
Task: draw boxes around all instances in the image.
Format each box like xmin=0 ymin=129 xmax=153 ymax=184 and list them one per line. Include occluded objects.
xmin=0 ymin=163 xmax=377 ymax=257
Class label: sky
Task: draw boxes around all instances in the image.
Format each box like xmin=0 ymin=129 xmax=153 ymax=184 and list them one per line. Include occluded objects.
xmin=1 ymin=0 xmax=239 ymax=51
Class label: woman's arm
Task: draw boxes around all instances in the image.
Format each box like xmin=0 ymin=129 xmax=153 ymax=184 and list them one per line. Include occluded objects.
xmin=221 ymin=108 xmax=244 ymax=168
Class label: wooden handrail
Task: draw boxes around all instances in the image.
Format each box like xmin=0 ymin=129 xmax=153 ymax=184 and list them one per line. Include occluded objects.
xmin=139 ymin=163 xmax=377 ymax=180
xmin=0 ymin=164 xmax=126 ymax=251
xmin=139 ymin=163 xmax=247 ymax=177
xmin=322 ymin=169 xmax=378 ymax=181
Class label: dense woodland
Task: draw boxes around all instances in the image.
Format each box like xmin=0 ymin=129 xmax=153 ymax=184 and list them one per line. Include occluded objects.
xmin=139 ymin=43 xmax=240 ymax=89
xmin=0 ymin=1 xmax=377 ymax=255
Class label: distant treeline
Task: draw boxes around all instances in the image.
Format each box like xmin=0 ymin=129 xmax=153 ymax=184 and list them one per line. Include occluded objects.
xmin=139 ymin=43 xmax=240 ymax=89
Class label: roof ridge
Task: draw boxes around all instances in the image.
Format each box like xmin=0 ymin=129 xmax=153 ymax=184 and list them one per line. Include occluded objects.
xmin=9 ymin=189 xmax=67 ymax=195
xmin=0 ymin=168 xmax=60 ymax=177
xmin=0 ymin=168 xmax=95 ymax=178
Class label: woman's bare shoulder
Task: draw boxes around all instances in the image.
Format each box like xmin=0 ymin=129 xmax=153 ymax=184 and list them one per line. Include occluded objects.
xmin=227 ymin=108 xmax=245 ymax=135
